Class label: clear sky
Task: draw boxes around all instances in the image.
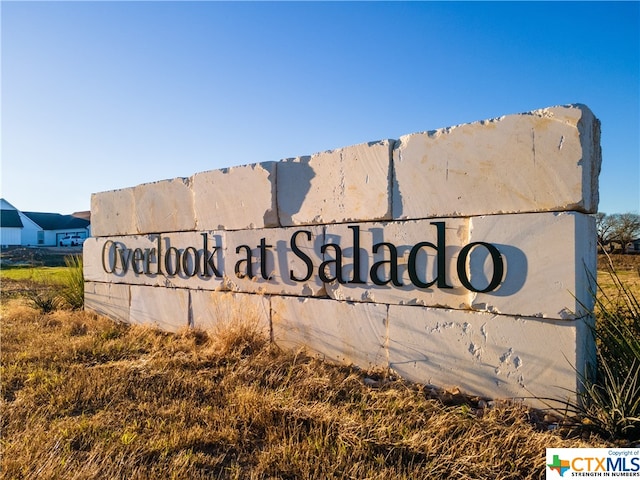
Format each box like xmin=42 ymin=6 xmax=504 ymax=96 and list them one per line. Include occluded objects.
xmin=2 ymin=1 xmax=638 ymax=215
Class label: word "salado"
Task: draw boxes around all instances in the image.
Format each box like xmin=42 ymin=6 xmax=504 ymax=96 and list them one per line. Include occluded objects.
xmin=101 ymin=222 xmax=505 ymax=293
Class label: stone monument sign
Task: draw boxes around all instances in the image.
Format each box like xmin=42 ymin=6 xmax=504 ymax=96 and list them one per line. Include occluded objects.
xmin=84 ymin=104 xmax=601 ymax=406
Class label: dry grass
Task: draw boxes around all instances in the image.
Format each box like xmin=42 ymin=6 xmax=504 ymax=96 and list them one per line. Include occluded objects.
xmin=597 ymin=253 xmax=640 ymax=300
xmin=1 ymin=298 xmax=612 ymax=480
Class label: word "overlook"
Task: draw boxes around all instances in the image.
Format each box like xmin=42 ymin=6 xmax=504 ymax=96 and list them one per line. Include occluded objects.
xmin=101 ymin=222 xmax=505 ymax=293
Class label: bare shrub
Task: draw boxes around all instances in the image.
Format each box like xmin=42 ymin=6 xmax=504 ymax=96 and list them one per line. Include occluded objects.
xmin=206 ymin=292 xmax=269 ymax=357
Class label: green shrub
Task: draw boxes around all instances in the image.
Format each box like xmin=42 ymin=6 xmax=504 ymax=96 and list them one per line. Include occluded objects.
xmin=59 ymin=254 xmax=84 ymax=310
xmin=22 ymin=255 xmax=84 ymax=312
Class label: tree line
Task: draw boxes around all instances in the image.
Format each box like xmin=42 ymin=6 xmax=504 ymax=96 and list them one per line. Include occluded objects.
xmin=596 ymin=212 xmax=640 ymax=253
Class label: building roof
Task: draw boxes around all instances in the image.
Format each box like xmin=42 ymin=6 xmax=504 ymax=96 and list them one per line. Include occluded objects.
xmin=71 ymin=211 xmax=91 ymax=222
xmin=0 ymin=199 xmax=90 ymax=231
xmin=0 ymin=198 xmax=18 ymax=211
xmin=1 ymin=209 xmax=24 ymax=228
xmin=22 ymin=212 xmax=89 ymax=230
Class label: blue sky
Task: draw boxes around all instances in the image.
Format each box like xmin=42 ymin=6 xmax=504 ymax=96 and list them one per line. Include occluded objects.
xmin=2 ymin=1 xmax=638 ymax=215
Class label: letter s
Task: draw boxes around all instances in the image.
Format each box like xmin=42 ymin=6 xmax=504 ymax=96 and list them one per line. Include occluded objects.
xmin=290 ymin=230 xmax=313 ymax=282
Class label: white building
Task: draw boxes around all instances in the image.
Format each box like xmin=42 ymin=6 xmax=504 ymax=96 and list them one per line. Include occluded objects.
xmin=0 ymin=199 xmax=91 ymax=247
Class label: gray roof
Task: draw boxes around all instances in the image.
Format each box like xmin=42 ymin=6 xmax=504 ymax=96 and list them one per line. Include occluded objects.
xmin=0 ymin=209 xmax=23 ymax=228
xmin=22 ymin=212 xmax=89 ymax=230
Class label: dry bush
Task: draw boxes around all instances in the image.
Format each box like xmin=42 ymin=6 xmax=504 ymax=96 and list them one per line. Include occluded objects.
xmin=1 ymin=299 xmax=612 ymax=480
xmin=568 ymin=256 xmax=640 ymax=441
xmin=199 ymin=291 xmax=270 ymax=358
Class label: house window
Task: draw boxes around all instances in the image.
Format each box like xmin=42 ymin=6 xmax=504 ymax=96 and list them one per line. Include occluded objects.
xmin=37 ymin=231 xmax=44 ymax=245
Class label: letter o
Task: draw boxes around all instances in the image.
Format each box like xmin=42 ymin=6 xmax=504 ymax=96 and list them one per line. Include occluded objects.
xmin=456 ymin=242 xmax=504 ymax=293
xmin=182 ymin=246 xmax=199 ymax=277
xmin=165 ymin=247 xmax=181 ymax=276
xmin=101 ymin=240 xmax=116 ymax=273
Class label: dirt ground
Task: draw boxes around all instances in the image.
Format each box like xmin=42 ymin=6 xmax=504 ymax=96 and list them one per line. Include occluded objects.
xmin=598 ymin=251 xmax=640 ymax=272
xmin=0 ymin=245 xmax=83 ymax=268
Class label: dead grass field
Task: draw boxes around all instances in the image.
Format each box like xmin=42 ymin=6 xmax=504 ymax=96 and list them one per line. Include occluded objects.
xmin=2 ymin=254 xmax=638 ymax=478
xmin=597 ymin=253 xmax=640 ymax=301
xmin=2 ymin=302 xmax=614 ymax=479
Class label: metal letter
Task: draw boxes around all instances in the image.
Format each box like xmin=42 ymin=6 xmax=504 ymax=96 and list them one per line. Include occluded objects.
xmin=456 ymin=242 xmax=504 ymax=293
xmin=290 ymin=230 xmax=313 ymax=282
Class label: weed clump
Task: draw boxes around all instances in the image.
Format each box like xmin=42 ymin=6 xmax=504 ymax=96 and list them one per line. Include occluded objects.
xmin=576 ymin=254 xmax=640 ymax=442
xmin=24 ymin=279 xmax=62 ymax=313
xmin=206 ymin=292 xmax=269 ymax=357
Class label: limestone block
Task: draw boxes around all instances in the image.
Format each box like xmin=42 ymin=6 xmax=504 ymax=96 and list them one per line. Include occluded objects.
xmin=387 ymin=305 xmax=593 ymax=407
xmin=191 ymin=290 xmax=270 ymax=337
xmin=83 ymin=232 xmax=226 ymax=291
xmin=83 ymin=235 xmax=158 ymax=285
xmin=84 ymin=281 xmax=130 ymax=323
xmin=129 ymin=285 xmax=189 ymax=332
xmin=271 ymin=296 xmax=388 ymax=369
xmin=83 ymin=237 xmax=108 ymax=283
xmin=314 ymin=213 xmax=594 ymax=320
xmin=278 ymin=140 xmax=393 ymax=226
xmin=468 ymin=212 xmax=596 ymax=319
xmin=134 ymin=178 xmax=195 ymax=234
xmin=222 ymin=225 xmax=325 ymax=296
xmin=393 ymin=104 xmax=601 ymax=219
xmin=193 ymin=162 xmax=278 ymax=231
xmin=321 ymin=220 xmax=471 ymax=309
xmin=85 ymin=212 xmax=594 ymax=320
xmin=90 ymin=188 xmax=136 ymax=237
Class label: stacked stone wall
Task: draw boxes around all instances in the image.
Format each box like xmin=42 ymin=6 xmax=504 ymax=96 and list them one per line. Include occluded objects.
xmin=84 ymin=104 xmax=601 ymax=406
